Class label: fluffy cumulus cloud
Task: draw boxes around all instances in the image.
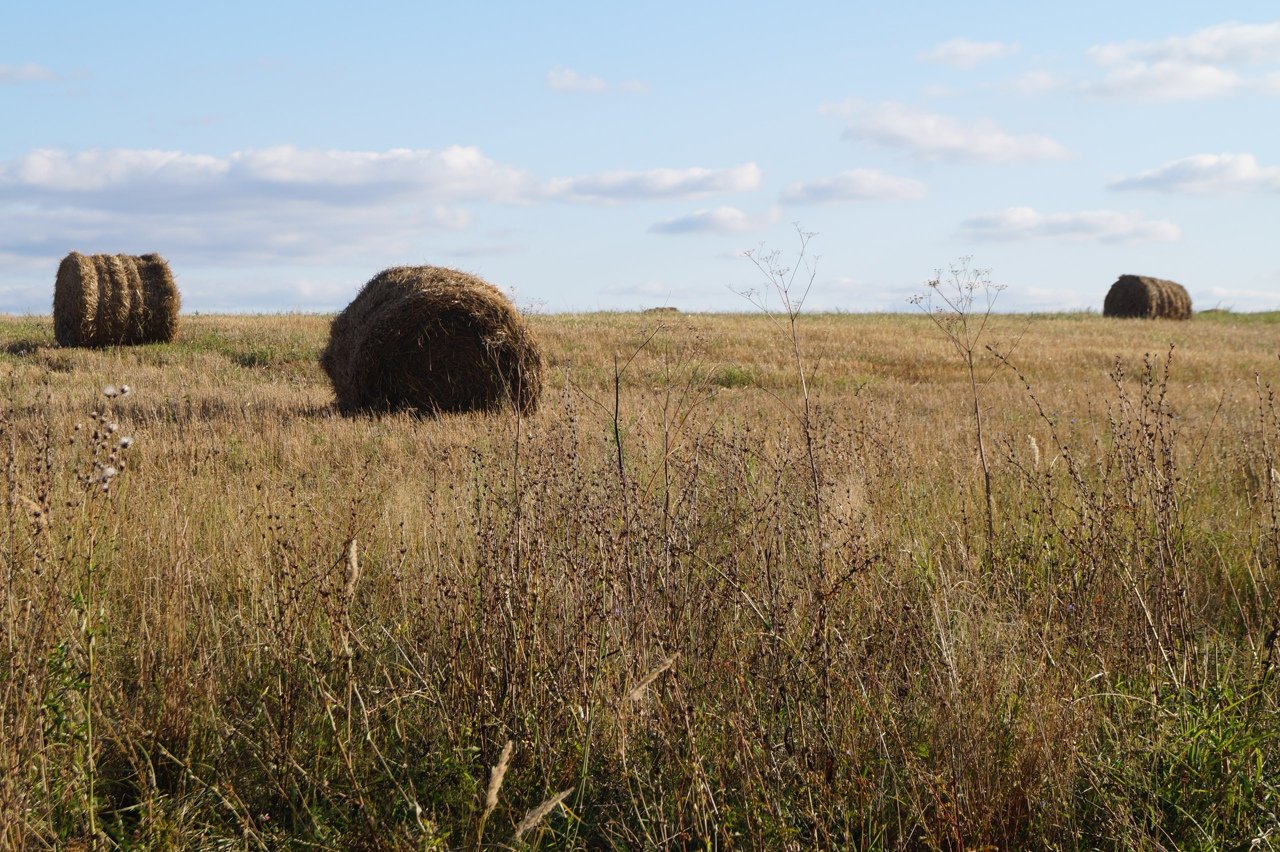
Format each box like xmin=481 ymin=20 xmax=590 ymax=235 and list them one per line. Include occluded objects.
xmin=1087 ymin=20 xmax=1280 ymax=100
xmin=1085 ymin=61 xmax=1242 ymax=100
xmin=781 ymin=169 xmax=925 ymax=204
xmin=920 ymin=38 xmax=1019 ymax=69
xmin=0 ymin=62 xmax=58 ymax=83
xmin=647 ymin=206 xmax=769 ymax=235
xmin=1110 ymin=153 xmax=1280 ymax=193
xmin=549 ymin=163 xmax=762 ymax=203
xmin=823 ymin=101 xmax=1067 ymax=163
xmin=958 ymin=207 xmax=1181 ymax=244
xmin=1091 ymin=21 xmax=1280 ymax=66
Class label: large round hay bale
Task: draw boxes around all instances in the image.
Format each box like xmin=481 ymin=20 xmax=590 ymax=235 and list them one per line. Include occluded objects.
xmin=320 ymin=265 xmax=543 ymax=416
xmin=53 ymin=252 xmax=181 ymax=346
xmin=1102 ymin=274 xmax=1192 ymax=320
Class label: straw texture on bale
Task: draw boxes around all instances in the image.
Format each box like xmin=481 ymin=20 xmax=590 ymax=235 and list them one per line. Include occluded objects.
xmin=53 ymin=252 xmax=181 ymax=346
xmin=320 ymin=266 xmax=543 ymax=416
xmin=1103 ymin=274 xmax=1192 ymax=320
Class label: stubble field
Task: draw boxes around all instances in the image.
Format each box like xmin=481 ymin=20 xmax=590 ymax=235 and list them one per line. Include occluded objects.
xmin=1 ymin=307 xmax=1278 ymax=849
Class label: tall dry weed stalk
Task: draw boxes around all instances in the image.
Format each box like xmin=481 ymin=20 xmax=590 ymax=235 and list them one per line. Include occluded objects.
xmin=912 ymin=258 xmax=1007 ymax=556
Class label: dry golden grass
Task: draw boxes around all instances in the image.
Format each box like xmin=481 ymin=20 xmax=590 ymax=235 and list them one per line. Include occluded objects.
xmin=1 ymin=308 xmax=1278 ymax=848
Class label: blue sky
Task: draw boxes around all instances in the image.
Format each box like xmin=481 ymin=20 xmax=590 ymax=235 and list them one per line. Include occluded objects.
xmin=2 ymin=1 xmax=1278 ymax=313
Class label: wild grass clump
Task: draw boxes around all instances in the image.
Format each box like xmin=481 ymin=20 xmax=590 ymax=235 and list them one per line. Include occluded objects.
xmin=1 ymin=299 xmax=1277 ymax=848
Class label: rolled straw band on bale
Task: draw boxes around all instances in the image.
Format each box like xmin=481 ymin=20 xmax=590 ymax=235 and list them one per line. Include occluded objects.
xmin=320 ymin=265 xmax=543 ymax=416
xmin=53 ymin=252 xmax=181 ymax=346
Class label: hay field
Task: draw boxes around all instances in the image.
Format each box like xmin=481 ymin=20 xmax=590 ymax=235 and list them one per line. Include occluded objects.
xmin=2 ymin=309 xmax=1279 ymax=848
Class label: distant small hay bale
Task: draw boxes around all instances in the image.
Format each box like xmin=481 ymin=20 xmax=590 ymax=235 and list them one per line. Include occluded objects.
xmin=53 ymin=252 xmax=181 ymax=346
xmin=320 ymin=265 xmax=543 ymax=417
xmin=1103 ymin=274 xmax=1192 ymax=320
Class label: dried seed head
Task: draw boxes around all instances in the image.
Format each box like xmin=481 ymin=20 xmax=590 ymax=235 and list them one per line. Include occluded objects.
xmin=344 ymin=538 xmax=361 ymax=600
xmin=119 ymin=384 xmax=132 ymax=397
xmin=483 ymin=740 xmax=514 ymax=816
xmin=118 ymin=436 xmax=134 ymax=449
xmin=514 ymin=788 xmax=574 ymax=840
xmin=626 ymin=653 xmax=680 ymax=702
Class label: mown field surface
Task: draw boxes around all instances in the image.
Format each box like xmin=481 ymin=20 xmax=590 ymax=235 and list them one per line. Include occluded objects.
xmin=1 ymin=308 xmax=1279 ymax=849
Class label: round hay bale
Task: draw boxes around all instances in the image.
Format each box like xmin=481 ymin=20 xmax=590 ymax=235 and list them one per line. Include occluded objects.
xmin=1102 ymin=274 xmax=1192 ymax=320
xmin=320 ymin=265 xmax=543 ymax=416
xmin=136 ymin=254 xmax=181 ymax=342
xmin=53 ymin=252 xmax=181 ymax=346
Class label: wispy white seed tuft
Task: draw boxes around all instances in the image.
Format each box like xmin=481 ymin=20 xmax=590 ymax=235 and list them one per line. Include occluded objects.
xmin=483 ymin=740 xmax=514 ymax=816
xmin=102 ymin=385 xmax=117 ymax=398
xmin=344 ymin=538 xmax=361 ymax=601
xmin=118 ymin=436 xmax=134 ymax=449
xmin=626 ymin=653 xmax=680 ymax=702
xmin=1029 ymin=435 xmax=1041 ymax=470
xmin=514 ymin=788 xmax=573 ymax=840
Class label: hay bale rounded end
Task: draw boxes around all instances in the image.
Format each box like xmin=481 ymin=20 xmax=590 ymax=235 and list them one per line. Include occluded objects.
xmin=53 ymin=251 xmax=182 ymax=347
xmin=1103 ymin=275 xmax=1192 ymax=320
xmin=320 ymin=265 xmax=544 ymax=418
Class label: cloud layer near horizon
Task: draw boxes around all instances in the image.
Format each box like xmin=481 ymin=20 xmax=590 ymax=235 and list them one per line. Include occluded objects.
xmin=958 ymin=207 xmax=1181 ymax=244
xmin=0 ymin=145 xmax=763 ymax=264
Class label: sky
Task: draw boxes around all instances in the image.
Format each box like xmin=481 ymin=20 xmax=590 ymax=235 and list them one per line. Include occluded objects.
xmin=1 ymin=1 xmax=1278 ymax=314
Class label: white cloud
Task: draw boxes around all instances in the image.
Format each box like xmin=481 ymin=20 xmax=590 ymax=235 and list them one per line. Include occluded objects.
xmin=1086 ymin=22 xmax=1280 ymax=101
xmin=825 ymin=101 xmax=1068 ymax=163
xmin=781 ymin=169 xmax=925 ymax=204
xmin=546 ymin=66 xmax=607 ymax=93
xmin=1085 ymin=61 xmax=1242 ymax=100
xmin=0 ymin=63 xmax=58 ymax=84
xmin=958 ymin=206 xmax=1181 ymax=244
xmin=648 ymin=206 xmax=763 ymax=235
xmin=0 ymin=144 xmax=768 ymax=288
xmin=549 ymin=163 xmax=762 ymax=203
xmin=3 ymin=148 xmax=229 ymax=193
xmin=1111 ymin=153 xmax=1280 ymax=194
xmin=920 ymin=38 xmax=1019 ymax=69
xmin=1091 ymin=21 xmax=1280 ymax=66
xmin=0 ymin=145 xmax=540 ymax=208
